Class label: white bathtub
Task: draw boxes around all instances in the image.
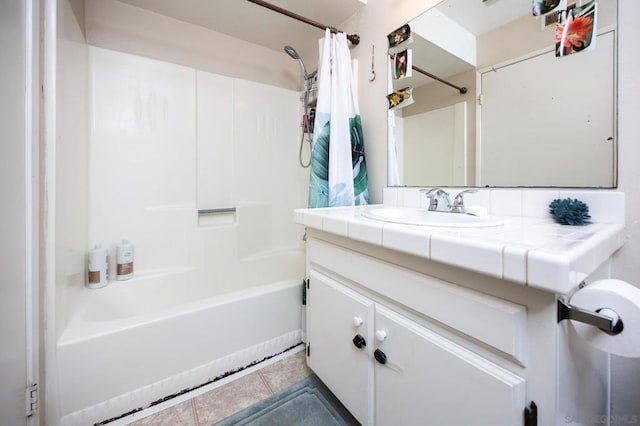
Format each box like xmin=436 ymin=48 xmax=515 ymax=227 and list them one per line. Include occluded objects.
xmin=57 ymin=249 xmax=305 ymax=425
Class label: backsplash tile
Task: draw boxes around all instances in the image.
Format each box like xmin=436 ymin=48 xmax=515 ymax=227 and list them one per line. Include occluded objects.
xmin=490 ymin=190 xmax=523 ymax=216
xmin=558 ymin=190 xmax=625 ymax=224
xmin=384 ymin=188 xmax=624 ymax=225
xmin=522 ymin=190 xmax=560 ymax=218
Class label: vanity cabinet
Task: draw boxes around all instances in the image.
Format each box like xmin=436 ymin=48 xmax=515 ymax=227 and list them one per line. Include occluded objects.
xmin=308 ymin=270 xmax=525 ymax=426
xmin=304 ymin=231 xmax=561 ymax=426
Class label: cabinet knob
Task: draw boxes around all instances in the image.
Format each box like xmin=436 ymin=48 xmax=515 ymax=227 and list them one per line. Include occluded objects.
xmin=352 ymin=316 xmax=364 ymax=327
xmin=375 ymin=330 xmax=387 ymax=342
xmin=352 ymin=334 xmax=367 ymax=349
xmin=374 ymin=349 xmax=387 ymax=365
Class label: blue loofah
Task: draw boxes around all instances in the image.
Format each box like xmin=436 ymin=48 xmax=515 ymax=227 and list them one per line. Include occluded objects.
xmin=549 ymin=198 xmax=591 ymax=226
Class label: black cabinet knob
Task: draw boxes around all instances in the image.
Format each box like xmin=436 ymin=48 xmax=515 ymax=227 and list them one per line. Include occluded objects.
xmin=352 ymin=334 xmax=367 ymax=349
xmin=374 ymin=349 xmax=387 ymax=364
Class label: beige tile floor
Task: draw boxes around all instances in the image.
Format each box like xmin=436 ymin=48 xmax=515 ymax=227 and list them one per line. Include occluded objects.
xmin=128 ymin=350 xmax=313 ymax=425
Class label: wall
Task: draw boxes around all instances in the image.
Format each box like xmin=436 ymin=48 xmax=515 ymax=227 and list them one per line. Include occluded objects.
xmin=341 ymin=0 xmax=444 ymax=204
xmin=84 ymin=0 xmax=301 ymax=91
xmin=55 ymin=0 xmax=88 ymax=338
xmin=86 ymin=46 xmax=306 ymax=285
xmin=611 ymin=0 xmax=640 ymax=419
xmin=1 ymin=1 xmax=35 ymax=424
xmin=400 ymin=68 xmax=476 ymax=184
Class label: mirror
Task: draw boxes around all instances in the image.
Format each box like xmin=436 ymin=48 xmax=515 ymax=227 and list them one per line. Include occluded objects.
xmin=388 ymin=0 xmax=617 ymax=188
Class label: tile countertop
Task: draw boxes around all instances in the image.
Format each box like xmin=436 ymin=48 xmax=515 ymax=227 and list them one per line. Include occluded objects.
xmin=294 ymin=205 xmax=625 ymax=295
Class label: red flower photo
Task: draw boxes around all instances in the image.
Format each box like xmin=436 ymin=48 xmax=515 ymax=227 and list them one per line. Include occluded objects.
xmin=556 ymin=0 xmax=596 ymax=57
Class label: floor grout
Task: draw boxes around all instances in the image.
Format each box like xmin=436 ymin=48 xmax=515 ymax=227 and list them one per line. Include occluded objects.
xmin=258 ymin=370 xmax=275 ymax=394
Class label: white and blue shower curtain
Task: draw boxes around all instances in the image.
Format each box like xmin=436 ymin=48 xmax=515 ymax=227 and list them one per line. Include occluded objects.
xmin=308 ymin=29 xmax=369 ymax=208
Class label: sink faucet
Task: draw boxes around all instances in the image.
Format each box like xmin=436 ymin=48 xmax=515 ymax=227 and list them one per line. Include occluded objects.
xmin=421 ymin=188 xmax=452 ymax=212
xmin=420 ymin=188 xmax=477 ymax=213
xmin=451 ymin=189 xmax=477 ymax=213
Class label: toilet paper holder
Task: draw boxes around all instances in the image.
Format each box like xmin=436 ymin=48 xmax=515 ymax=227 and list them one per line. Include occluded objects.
xmin=557 ymin=298 xmax=624 ymax=335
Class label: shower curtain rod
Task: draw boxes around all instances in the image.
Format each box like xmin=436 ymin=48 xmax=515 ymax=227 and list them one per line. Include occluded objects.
xmin=412 ymin=65 xmax=468 ymax=94
xmin=246 ymin=0 xmax=361 ymax=46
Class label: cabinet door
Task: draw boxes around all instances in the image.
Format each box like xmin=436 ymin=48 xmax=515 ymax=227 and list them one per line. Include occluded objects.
xmin=308 ymin=270 xmax=374 ymax=425
xmin=374 ymin=305 xmax=526 ymax=426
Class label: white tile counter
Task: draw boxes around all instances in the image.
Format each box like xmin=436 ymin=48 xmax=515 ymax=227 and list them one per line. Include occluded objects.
xmin=295 ymin=194 xmax=625 ymax=294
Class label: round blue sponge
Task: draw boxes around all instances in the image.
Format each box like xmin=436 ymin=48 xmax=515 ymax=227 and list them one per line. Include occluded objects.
xmin=549 ymin=198 xmax=591 ymax=226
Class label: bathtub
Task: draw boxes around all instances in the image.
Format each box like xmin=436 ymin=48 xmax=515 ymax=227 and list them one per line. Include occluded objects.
xmin=57 ymin=249 xmax=305 ymax=425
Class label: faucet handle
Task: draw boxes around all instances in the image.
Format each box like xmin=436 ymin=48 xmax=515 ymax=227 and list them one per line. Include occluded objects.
xmin=420 ymin=187 xmax=446 ymax=198
xmin=452 ymin=189 xmax=477 ymax=213
xmin=420 ymin=188 xmax=451 ymax=212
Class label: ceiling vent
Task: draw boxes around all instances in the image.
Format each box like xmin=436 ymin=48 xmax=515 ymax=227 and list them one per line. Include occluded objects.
xmin=541 ymin=2 xmax=578 ymax=30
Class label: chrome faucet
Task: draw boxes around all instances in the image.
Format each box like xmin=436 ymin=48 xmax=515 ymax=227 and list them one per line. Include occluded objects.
xmin=420 ymin=188 xmax=477 ymax=213
xmin=451 ymin=189 xmax=477 ymax=213
xmin=421 ymin=188 xmax=452 ymax=212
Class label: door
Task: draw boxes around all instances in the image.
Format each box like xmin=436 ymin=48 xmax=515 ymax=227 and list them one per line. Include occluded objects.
xmin=374 ymin=305 xmax=525 ymax=426
xmin=0 ymin=0 xmax=38 ymax=424
xmin=307 ymin=271 xmax=374 ymax=425
xmin=479 ymin=31 xmax=615 ymax=187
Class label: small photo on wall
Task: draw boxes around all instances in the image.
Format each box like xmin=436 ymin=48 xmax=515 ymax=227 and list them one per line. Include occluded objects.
xmin=386 ymin=87 xmax=414 ymax=111
xmin=532 ymin=0 xmax=563 ymax=16
xmin=392 ymin=50 xmax=412 ymax=80
xmin=556 ymin=0 xmax=597 ymax=57
xmin=387 ymin=24 xmax=413 ymax=55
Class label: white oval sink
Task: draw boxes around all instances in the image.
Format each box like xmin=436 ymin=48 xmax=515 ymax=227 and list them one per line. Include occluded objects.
xmin=362 ymin=207 xmax=503 ymax=228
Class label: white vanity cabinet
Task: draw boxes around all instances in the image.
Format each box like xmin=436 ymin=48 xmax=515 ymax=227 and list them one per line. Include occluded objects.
xmin=306 ymin=234 xmax=538 ymax=426
xmin=309 ymin=270 xmax=526 ymax=426
xmin=297 ymin=201 xmax=625 ymax=426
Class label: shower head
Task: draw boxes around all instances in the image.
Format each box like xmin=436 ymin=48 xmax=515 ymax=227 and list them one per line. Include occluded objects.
xmin=284 ymin=45 xmax=300 ymax=60
xmin=284 ymin=45 xmax=315 ymax=81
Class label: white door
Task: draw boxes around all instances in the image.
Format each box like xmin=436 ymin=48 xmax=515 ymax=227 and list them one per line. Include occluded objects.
xmin=0 ymin=1 xmax=38 ymax=424
xmin=307 ymin=271 xmax=374 ymax=425
xmin=374 ymin=305 xmax=525 ymax=426
xmin=480 ymin=31 xmax=615 ymax=187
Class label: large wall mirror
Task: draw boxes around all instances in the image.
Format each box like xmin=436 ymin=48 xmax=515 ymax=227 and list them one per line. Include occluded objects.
xmin=388 ymin=0 xmax=617 ymax=188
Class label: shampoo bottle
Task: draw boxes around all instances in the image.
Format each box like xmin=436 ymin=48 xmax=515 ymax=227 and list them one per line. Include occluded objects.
xmin=87 ymin=244 xmax=108 ymax=289
xmin=116 ymin=239 xmax=134 ymax=281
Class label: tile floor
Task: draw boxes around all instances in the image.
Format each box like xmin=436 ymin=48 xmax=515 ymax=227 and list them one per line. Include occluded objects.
xmin=127 ymin=349 xmax=313 ymax=425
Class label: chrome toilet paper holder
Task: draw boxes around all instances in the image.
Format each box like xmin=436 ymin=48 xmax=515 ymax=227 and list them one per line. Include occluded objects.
xmin=557 ymin=298 xmax=624 ymax=335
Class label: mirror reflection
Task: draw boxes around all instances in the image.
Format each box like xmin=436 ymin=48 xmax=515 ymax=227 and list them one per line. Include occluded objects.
xmin=388 ymin=0 xmax=617 ymax=188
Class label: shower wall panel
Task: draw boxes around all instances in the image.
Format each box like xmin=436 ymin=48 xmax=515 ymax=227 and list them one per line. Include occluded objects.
xmin=87 ymin=46 xmax=306 ymax=286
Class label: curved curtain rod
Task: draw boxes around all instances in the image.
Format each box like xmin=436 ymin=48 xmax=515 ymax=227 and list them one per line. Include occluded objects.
xmin=246 ymin=0 xmax=361 ymax=46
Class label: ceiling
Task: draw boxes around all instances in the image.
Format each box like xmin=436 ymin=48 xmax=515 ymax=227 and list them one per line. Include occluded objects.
xmin=116 ymin=0 xmax=366 ymax=64
xmin=394 ymin=0 xmax=537 ymax=91
xmin=115 ymin=0 xmax=539 ymax=90
xmin=438 ymin=0 xmax=534 ymax=36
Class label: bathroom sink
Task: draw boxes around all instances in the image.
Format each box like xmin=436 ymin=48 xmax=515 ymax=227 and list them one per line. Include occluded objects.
xmin=361 ymin=207 xmax=503 ymax=228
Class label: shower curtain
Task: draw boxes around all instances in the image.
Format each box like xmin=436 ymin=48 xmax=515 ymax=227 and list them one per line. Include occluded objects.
xmin=308 ymin=29 xmax=369 ymax=208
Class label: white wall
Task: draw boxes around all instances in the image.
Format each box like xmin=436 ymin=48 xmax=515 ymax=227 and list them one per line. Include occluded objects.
xmin=611 ymin=0 xmax=640 ymax=419
xmin=84 ymin=0 xmax=301 ymax=92
xmin=340 ymin=0 xmax=444 ymax=203
xmin=1 ymin=1 xmax=36 ymax=424
xmin=55 ymin=0 xmax=88 ymax=337
xmin=86 ymin=47 xmax=306 ymax=286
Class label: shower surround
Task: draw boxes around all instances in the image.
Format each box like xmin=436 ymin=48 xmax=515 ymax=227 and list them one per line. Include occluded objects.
xmin=55 ymin=46 xmax=308 ymax=424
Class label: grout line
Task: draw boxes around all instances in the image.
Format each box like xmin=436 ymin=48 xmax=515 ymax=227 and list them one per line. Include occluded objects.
xmin=191 ymin=399 xmax=199 ymax=426
xmin=257 ymin=370 xmax=275 ymax=394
